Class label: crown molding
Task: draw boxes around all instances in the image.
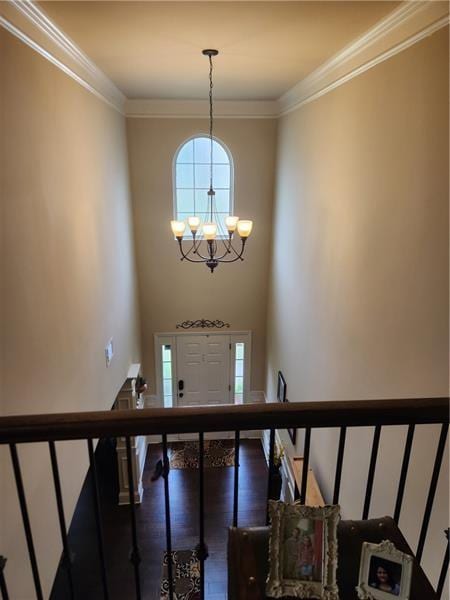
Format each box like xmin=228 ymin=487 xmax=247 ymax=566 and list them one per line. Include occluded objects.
xmin=279 ymin=1 xmax=449 ymax=115
xmin=1 ymin=0 xmax=448 ymax=119
xmin=279 ymin=14 xmax=449 ymax=116
xmin=126 ymin=1 xmax=449 ymax=118
xmin=125 ymin=99 xmax=278 ymax=119
xmin=0 ymin=0 xmax=125 ymax=114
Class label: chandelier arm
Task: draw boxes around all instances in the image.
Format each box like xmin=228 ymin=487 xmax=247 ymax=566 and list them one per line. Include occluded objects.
xmin=177 ymin=239 xmax=210 ymax=262
xmin=225 ymin=237 xmax=247 ymax=259
xmin=215 ymin=238 xmax=247 ymax=263
xmin=215 ymin=253 xmax=245 ymax=264
xmin=187 ymin=236 xmax=213 ymax=260
xmin=179 ymin=239 xmax=197 ymax=257
xmin=180 ymin=254 xmax=214 ymax=264
xmin=176 ymin=238 xmax=246 ymax=265
xmin=213 ymin=237 xmax=234 ymax=260
xmin=189 ymin=243 xmax=246 ymax=264
xmin=191 ymin=237 xmax=209 ymax=260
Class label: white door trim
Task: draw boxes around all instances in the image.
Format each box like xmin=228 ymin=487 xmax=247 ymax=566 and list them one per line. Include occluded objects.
xmin=154 ymin=331 xmax=252 ymax=407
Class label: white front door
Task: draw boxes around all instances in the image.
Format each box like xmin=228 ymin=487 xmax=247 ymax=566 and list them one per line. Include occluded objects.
xmin=176 ymin=334 xmax=231 ymax=407
xmin=204 ymin=336 xmax=231 ymax=404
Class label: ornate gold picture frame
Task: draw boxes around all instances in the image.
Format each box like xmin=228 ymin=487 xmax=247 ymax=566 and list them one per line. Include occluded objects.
xmin=266 ymin=501 xmax=340 ymax=599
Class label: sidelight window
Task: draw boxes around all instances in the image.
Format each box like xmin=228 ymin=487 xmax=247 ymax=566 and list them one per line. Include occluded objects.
xmin=161 ymin=345 xmax=173 ymax=408
xmin=234 ymin=342 xmax=245 ymax=404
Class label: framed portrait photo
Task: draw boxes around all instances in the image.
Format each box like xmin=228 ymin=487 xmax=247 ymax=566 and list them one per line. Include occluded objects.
xmin=283 ymin=397 xmax=297 ymax=445
xmin=356 ymin=540 xmax=413 ymax=600
xmin=277 ymin=371 xmax=286 ymax=403
xmin=266 ymin=501 xmax=340 ymax=599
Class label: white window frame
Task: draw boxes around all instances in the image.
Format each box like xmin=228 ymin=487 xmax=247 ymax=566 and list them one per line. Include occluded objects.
xmin=154 ymin=331 xmax=251 ymax=407
xmin=172 ymin=135 xmax=235 ymax=239
xmin=230 ymin=333 xmax=251 ymax=404
xmin=154 ymin=335 xmax=177 ymax=408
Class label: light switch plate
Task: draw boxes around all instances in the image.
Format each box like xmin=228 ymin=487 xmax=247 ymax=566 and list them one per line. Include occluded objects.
xmin=105 ymin=338 xmax=114 ymax=367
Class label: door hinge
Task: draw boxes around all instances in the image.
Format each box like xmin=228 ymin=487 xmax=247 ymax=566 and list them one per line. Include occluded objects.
xmin=229 ymin=343 xmax=231 ymax=350
xmin=228 ymin=384 xmax=231 ymax=391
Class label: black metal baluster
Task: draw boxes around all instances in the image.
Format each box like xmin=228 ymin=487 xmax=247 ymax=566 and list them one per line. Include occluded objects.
xmin=9 ymin=444 xmax=43 ymax=600
xmin=87 ymin=439 xmax=109 ymax=600
xmin=0 ymin=556 xmax=9 ymax=600
xmin=300 ymin=428 xmax=311 ymax=505
xmin=196 ymin=432 xmax=207 ymax=600
xmin=333 ymin=427 xmax=347 ymax=505
xmin=233 ymin=431 xmax=240 ymax=527
xmin=125 ymin=437 xmax=141 ymax=600
xmin=362 ymin=425 xmax=381 ymax=520
xmin=266 ymin=428 xmax=275 ymax=525
xmin=48 ymin=441 xmax=75 ymax=600
xmin=436 ymin=529 xmax=449 ymax=599
xmin=416 ymin=423 xmax=448 ymax=563
xmin=393 ymin=425 xmax=415 ymax=524
xmin=162 ymin=435 xmax=174 ymax=600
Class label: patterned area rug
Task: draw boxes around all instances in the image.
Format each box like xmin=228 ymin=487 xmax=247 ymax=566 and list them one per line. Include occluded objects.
xmin=160 ymin=549 xmax=200 ymax=600
xmin=169 ymin=440 xmax=235 ymax=469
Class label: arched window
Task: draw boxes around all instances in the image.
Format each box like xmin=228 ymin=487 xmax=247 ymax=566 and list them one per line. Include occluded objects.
xmin=173 ymin=135 xmax=233 ymax=234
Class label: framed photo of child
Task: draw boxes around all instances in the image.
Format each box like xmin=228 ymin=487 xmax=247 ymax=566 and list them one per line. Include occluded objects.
xmin=356 ymin=540 xmax=413 ymax=600
xmin=266 ymin=501 xmax=340 ymax=599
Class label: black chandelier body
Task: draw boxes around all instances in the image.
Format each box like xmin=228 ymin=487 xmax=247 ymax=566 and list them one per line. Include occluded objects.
xmin=170 ymin=49 xmax=253 ymax=273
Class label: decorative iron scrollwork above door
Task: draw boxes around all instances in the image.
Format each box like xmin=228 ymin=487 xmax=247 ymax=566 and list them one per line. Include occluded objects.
xmin=176 ymin=319 xmax=230 ymax=329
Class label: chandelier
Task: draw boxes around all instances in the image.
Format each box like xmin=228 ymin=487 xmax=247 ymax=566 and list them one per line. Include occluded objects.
xmin=170 ymin=49 xmax=253 ymax=273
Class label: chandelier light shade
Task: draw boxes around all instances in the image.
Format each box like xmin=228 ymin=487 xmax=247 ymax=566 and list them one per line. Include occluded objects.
xmin=170 ymin=49 xmax=253 ymax=273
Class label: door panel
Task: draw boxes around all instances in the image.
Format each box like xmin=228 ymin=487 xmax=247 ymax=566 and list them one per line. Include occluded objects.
xmin=176 ymin=335 xmax=230 ymax=407
xmin=204 ymin=336 xmax=230 ymax=404
xmin=176 ymin=336 xmax=206 ymax=406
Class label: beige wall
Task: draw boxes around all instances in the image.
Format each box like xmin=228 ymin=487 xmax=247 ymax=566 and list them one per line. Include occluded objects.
xmin=1 ymin=7 xmax=448 ymax=598
xmin=127 ymin=117 xmax=276 ymax=395
xmin=266 ymin=27 xmax=449 ymax=588
xmin=0 ymin=28 xmax=140 ymax=598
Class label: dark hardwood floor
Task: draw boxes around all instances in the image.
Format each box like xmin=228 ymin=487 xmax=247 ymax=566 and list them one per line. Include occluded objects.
xmin=51 ymin=438 xmax=268 ymax=600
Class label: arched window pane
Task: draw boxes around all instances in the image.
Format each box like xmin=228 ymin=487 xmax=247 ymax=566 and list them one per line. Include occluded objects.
xmin=176 ymin=164 xmax=193 ymax=188
xmin=194 ymin=164 xmax=210 ymax=188
xmin=177 ymin=189 xmax=194 ymax=213
xmin=213 ymin=165 xmax=230 ymax=188
xmin=213 ymin=143 xmax=229 ymax=164
xmin=177 ymin=139 xmax=194 ymax=163
xmin=193 ymin=137 xmax=211 ymax=163
xmin=174 ymin=135 xmax=233 ymax=236
xmin=215 ymin=191 xmax=230 ymax=213
xmin=195 ymin=190 xmax=209 ymax=214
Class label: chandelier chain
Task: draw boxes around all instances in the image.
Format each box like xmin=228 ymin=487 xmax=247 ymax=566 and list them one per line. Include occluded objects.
xmin=209 ymin=54 xmax=214 ymax=199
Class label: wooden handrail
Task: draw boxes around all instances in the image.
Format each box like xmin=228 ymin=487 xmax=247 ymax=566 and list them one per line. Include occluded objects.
xmin=0 ymin=397 xmax=448 ymax=444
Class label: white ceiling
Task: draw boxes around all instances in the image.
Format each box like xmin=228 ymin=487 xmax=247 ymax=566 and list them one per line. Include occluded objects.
xmin=40 ymin=1 xmax=400 ymax=101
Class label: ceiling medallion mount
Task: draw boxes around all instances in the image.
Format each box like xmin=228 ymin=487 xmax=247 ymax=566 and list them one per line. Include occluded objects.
xmin=202 ymin=49 xmax=219 ymax=57
xmin=170 ymin=49 xmax=253 ymax=273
